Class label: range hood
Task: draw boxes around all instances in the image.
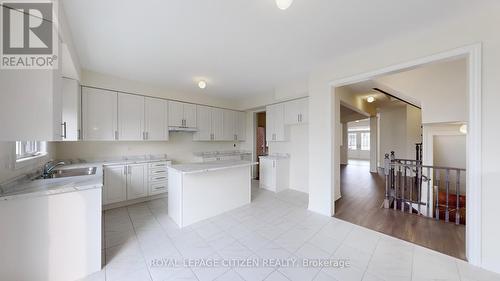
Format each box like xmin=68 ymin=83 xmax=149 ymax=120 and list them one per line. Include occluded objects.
xmin=168 ymin=126 xmax=198 ymax=132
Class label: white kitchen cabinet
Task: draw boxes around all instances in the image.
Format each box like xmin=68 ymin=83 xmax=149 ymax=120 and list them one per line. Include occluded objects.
xmin=145 ymin=97 xmax=168 ymax=141
xmin=266 ymin=103 xmax=286 ymax=141
xmin=259 ymin=156 xmax=290 ymax=192
xmin=236 ymin=111 xmax=246 ymax=141
xmin=103 ymin=165 xmax=127 ymax=205
xmin=118 ymin=93 xmax=145 ymax=141
xmin=168 ymin=101 xmax=197 ymax=128
xmin=193 ymin=106 xmax=224 ymax=141
xmin=284 ymin=98 xmax=308 ymax=125
xmin=82 ymin=87 xmax=118 ymax=140
xmin=223 ymin=109 xmax=236 ymax=141
xmin=61 ymin=78 xmax=81 ymax=141
xmin=126 ymin=163 xmax=148 ymax=200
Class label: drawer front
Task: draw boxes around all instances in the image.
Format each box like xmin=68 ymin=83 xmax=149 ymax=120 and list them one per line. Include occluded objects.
xmin=149 ymin=161 xmax=171 ymax=168
xmin=149 ymin=181 xmax=168 ymax=195
xmin=149 ymin=174 xmax=168 ymax=182
xmin=149 ymin=167 xmax=168 ymax=175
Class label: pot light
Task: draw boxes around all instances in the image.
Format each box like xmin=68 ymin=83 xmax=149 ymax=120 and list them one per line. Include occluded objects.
xmin=459 ymin=124 xmax=467 ymax=134
xmin=198 ymin=80 xmax=207 ymax=89
xmin=276 ymin=0 xmax=293 ymax=10
xmin=367 ymin=96 xmax=375 ymax=103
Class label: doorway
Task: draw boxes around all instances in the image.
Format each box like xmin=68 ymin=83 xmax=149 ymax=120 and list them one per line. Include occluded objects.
xmin=255 ymin=111 xmax=267 ymax=179
xmin=331 ymin=47 xmax=479 ymax=262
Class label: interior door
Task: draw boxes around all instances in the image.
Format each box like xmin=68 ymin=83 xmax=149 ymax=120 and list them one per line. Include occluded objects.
xmin=118 ymin=93 xmax=144 ymax=140
xmin=127 ymin=164 xmax=147 ymax=200
xmin=103 ymin=165 xmax=127 ymax=204
xmin=82 ymin=87 xmax=117 ymax=140
xmin=145 ymin=97 xmax=168 ymax=141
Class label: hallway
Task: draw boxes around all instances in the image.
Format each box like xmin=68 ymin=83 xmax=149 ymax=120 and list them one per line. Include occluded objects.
xmin=334 ymin=163 xmax=466 ymax=260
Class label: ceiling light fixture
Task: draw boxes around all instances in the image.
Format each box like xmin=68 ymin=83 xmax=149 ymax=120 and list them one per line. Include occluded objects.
xmin=367 ymin=96 xmax=375 ymax=103
xmin=276 ymin=0 xmax=293 ymax=10
xmin=198 ymin=80 xmax=207 ymax=89
xmin=459 ymin=124 xmax=467 ymax=134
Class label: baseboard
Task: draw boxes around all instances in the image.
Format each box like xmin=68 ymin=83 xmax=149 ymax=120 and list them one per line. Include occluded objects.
xmin=103 ymin=193 xmax=168 ymax=210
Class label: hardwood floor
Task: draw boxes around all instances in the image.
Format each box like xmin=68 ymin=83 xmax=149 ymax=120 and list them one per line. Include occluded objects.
xmin=335 ymin=162 xmax=466 ymax=260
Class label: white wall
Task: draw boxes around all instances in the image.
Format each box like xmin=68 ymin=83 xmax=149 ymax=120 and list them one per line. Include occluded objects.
xmin=375 ymin=58 xmax=467 ymax=124
xmin=0 ymin=142 xmax=56 ymax=183
xmin=55 ymin=133 xmax=242 ymax=164
xmin=433 ymin=134 xmax=466 ymax=194
xmin=307 ymin=4 xmax=500 ymax=272
xmin=378 ymin=105 xmax=409 ymax=160
xmin=268 ymin=125 xmax=309 ymax=193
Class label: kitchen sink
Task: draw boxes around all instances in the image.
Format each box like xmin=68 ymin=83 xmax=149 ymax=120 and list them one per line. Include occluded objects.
xmin=45 ymin=167 xmax=97 ymax=179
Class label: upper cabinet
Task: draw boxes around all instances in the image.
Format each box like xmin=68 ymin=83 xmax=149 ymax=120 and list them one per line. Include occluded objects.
xmin=168 ymin=101 xmax=196 ymax=128
xmin=82 ymin=87 xmax=118 ymax=141
xmin=284 ymin=98 xmax=308 ymax=125
xmin=266 ymin=103 xmax=286 ymax=142
xmin=194 ymin=106 xmax=246 ymax=142
xmin=61 ymin=78 xmax=81 ymax=141
xmin=194 ymin=106 xmax=223 ymax=141
xmin=118 ymin=93 xmax=144 ymax=141
xmin=145 ymin=97 xmax=168 ymax=141
xmin=236 ymin=111 xmax=246 ymax=141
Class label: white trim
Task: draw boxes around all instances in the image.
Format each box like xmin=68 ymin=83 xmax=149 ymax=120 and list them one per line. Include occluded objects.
xmin=329 ymin=43 xmax=482 ymax=266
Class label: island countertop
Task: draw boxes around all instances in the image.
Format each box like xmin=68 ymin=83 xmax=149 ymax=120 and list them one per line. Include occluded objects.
xmin=168 ymin=160 xmax=257 ymax=174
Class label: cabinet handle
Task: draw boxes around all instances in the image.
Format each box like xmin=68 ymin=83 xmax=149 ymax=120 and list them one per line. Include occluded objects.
xmin=124 ymin=166 xmax=127 ymax=175
xmin=61 ymin=122 xmax=67 ymax=139
xmin=146 ymin=132 xmax=149 ymax=140
xmin=77 ymin=129 xmax=81 ymax=140
xmin=298 ymin=115 xmax=300 ymax=123
xmin=273 ymin=161 xmax=276 ymax=168
xmin=115 ymin=131 xmax=119 ymax=140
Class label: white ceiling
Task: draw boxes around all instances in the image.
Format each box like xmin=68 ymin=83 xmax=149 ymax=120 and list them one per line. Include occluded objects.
xmin=62 ymin=0 xmax=479 ymax=99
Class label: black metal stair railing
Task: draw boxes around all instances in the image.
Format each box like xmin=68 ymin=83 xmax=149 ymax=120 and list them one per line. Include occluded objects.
xmin=383 ymin=151 xmax=466 ymax=225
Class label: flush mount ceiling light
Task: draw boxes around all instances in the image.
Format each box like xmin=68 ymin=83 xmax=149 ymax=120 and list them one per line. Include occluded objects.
xmin=198 ymin=80 xmax=207 ymax=89
xmin=367 ymin=96 xmax=375 ymax=103
xmin=460 ymin=124 xmax=467 ymax=134
xmin=276 ymin=0 xmax=293 ymax=10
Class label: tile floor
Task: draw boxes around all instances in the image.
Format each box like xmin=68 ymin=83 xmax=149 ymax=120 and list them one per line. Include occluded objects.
xmin=81 ymin=182 xmax=500 ymax=281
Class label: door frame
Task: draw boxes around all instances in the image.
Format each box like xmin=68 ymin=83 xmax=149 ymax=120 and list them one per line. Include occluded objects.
xmin=329 ymin=43 xmax=482 ymax=265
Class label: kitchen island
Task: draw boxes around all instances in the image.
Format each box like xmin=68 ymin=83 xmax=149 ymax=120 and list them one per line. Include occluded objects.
xmin=168 ymin=160 xmax=257 ymax=227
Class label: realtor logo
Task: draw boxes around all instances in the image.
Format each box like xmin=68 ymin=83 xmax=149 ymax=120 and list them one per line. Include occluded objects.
xmin=1 ymin=1 xmax=58 ymax=69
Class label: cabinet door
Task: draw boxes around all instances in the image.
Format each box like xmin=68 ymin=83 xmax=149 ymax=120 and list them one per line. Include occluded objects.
xmin=168 ymin=101 xmax=184 ymax=127
xmin=222 ymin=109 xmax=236 ymax=141
xmin=265 ymin=105 xmax=274 ymax=142
xmin=236 ymin=111 xmax=246 ymax=141
xmin=103 ymin=165 xmax=127 ymax=204
xmin=127 ymin=164 xmax=148 ymax=200
xmin=118 ymin=93 xmax=144 ymax=141
xmin=212 ymin=108 xmax=224 ymax=140
xmin=297 ymin=98 xmax=308 ymax=124
xmin=284 ymin=99 xmax=300 ymax=125
xmin=61 ymin=78 xmax=80 ymax=141
xmin=260 ymin=158 xmax=276 ymax=189
xmin=145 ymin=97 xmax=168 ymax=141
xmin=193 ymin=105 xmax=212 ymax=141
xmin=82 ymin=87 xmax=118 ymax=140
xmin=273 ymin=104 xmax=286 ymax=141
xmin=183 ymin=103 xmax=197 ymax=128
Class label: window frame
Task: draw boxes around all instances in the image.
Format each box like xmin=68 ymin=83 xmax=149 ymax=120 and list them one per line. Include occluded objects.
xmin=360 ymin=132 xmax=371 ymax=151
xmin=14 ymin=141 xmax=48 ymax=169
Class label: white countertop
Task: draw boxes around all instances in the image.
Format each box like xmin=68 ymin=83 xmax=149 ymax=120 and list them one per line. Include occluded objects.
xmin=0 ymin=157 xmax=172 ymax=201
xmin=168 ymin=160 xmax=257 ymax=174
xmin=0 ymin=162 xmax=104 ymax=201
xmin=259 ymin=155 xmax=290 ymax=160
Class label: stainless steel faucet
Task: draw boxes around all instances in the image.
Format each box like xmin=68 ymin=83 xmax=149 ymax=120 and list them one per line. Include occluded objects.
xmin=42 ymin=161 xmax=66 ymax=178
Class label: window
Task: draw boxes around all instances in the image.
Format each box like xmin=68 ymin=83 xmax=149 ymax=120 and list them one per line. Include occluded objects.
xmin=348 ymin=133 xmax=357 ymax=150
xmin=15 ymin=141 xmax=46 ymax=161
xmin=361 ymin=132 xmax=370 ymax=151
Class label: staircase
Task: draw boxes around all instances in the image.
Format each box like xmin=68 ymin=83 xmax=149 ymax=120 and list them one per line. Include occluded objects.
xmin=383 ymin=149 xmax=466 ymax=225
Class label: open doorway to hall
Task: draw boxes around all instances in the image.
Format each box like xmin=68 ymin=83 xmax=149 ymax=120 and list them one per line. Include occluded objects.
xmin=334 ymin=57 xmax=468 ymax=260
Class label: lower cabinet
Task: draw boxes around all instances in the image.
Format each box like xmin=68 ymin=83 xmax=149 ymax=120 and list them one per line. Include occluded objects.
xmin=103 ymin=165 xmax=127 ymax=204
xmin=103 ymin=161 xmax=171 ymax=205
xmin=259 ymin=156 xmax=290 ymax=192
